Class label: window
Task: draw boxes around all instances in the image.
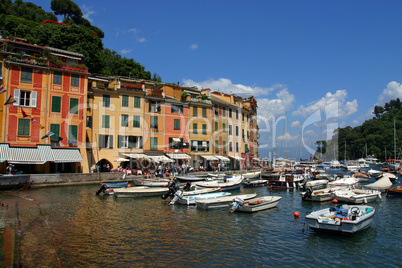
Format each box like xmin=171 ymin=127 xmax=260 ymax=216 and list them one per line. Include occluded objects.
xmin=13 ymin=89 xmax=37 ymax=107
xmin=192 ymin=140 xmax=209 ymax=152
xmin=118 ymin=135 xmax=142 ymax=149
xmin=229 ymin=142 xmax=233 ymax=152
xmin=103 ymin=94 xmax=110 ymax=108
xmin=53 ymin=71 xmax=62 ymax=85
xmin=193 ymin=107 xmax=198 ymax=117
xmin=229 ymin=125 xmax=232 ymax=135
xmin=202 ymin=124 xmax=207 ymax=135
xmin=223 ymin=141 xmax=226 ymax=152
xmin=18 ymin=118 xmax=30 ymax=136
xmin=122 ymin=95 xmax=129 ymax=107
xmin=102 ymin=115 xmax=110 ymax=128
xmin=68 ymin=125 xmax=78 ymax=141
xmin=71 ymin=74 xmax=79 ymax=87
xmin=150 ymin=137 xmax=158 ymax=150
xmin=202 ymin=107 xmax=207 ymax=118
xmin=223 ymin=123 xmax=226 ymax=132
xmin=242 ymin=129 xmax=245 ymax=138
xmin=86 ymin=116 xmax=92 ymax=128
xmin=150 ymin=116 xmax=158 ymax=129
xmin=99 ymin=134 xmax=113 ymax=148
xmin=236 ymin=126 xmax=239 ymax=136
xmin=51 ymin=96 xmax=61 ymax=112
xmin=133 ymin=115 xmax=140 ymax=128
xmin=149 ymin=101 xmax=160 ymax=112
xmin=214 ymin=105 xmax=219 ymax=116
xmin=193 ymin=123 xmax=198 ymax=135
xmin=171 ymin=104 xmax=183 ymax=114
xmin=247 ymin=130 xmax=250 ymax=139
xmin=222 ymin=107 xmax=226 ymax=117
xmin=215 ymin=122 xmax=218 ymax=132
xmin=173 ymin=119 xmax=180 ymax=130
xmin=229 ymin=108 xmax=232 ymax=118
xmin=70 ymin=98 xmax=79 ymax=114
xmin=215 ymin=140 xmax=219 ymax=152
xmin=236 ymin=110 xmax=239 ymax=119
xmin=134 ymin=96 xmax=140 ymax=108
xmin=236 ymin=142 xmax=239 ymax=152
xmin=245 ymin=144 xmax=249 ymax=153
xmin=121 ymin=114 xmax=129 ymax=127
xmin=242 ymin=112 xmax=245 ymax=121
xmin=169 ymin=137 xmax=183 ymax=149
xmin=21 ymin=67 xmax=32 ymax=83
xmin=50 ymin=124 xmax=60 ymax=146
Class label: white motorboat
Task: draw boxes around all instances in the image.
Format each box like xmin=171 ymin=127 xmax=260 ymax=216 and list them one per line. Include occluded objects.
xmin=328 ymin=176 xmax=358 ymax=188
xmin=133 ymin=178 xmax=171 ymax=187
xmin=305 ymin=204 xmax=376 ymax=234
xmin=333 ymin=188 xmax=381 ymax=204
xmin=230 ymin=196 xmax=282 ymax=212
xmin=303 ymin=179 xmax=328 ymax=190
xmin=195 ymin=175 xmax=243 ymax=191
xmin=368 ymin=168 xmax=383 ymax=177
xmin=196 ymin=193 xmax=257 ymax=210
xmin=171 ymin=191 xmax=232 ymax=205
xmin=301 ymin=187 xmax=344 ymax=202
xmin=241 ymin=171 xmax=261 ymax=179
xmin=113 ymin=186 xmax=169 ymax=198
xmin=374 ymin=172 xmax=398 ymax=183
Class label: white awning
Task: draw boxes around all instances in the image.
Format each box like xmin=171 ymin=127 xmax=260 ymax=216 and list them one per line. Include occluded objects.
xmin=253 ymin=157 xmax=261 ymax=161
xmin=215 ymin=155 xmax=230 ymax=161
xmin=8 ymin=147 xmax=46 ymax=164
xmin=146 ymin=155 xmax=174 ymax=163
xmin=52 ymin=149 xmax=83 ymax=163
xmin=172 ymin=138 xmax=181 ymax=142
xmin=37 ymin=145 xmax=55 ymax=162
xmin=0 ymin=144 xmax=10 ymax=162
xmin=114 ymin=157 xmax=129 ymax=162
xmin=201 ymin=155 xmax=219 ymax=161
xmin=229 ymin=155 xmax=244 ymax=161
xmin=121 ymin=153 xmax=147 ymax=159
xmin=166 ymin=153 xmax=191 ymax=159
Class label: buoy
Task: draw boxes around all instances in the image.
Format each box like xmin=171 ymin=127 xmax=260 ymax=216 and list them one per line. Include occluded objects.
xmin=163 ymin=185 xmax=166 ymax=187
xmin=294 ymin=211 xmax=299 ymax=217
xmin=332 ymin=199 xmax=338 ymax=203
xmin=127 ymin=184 xmax=131 ymax=187
xmin=257 ymin=199 xmax=262 ymax=204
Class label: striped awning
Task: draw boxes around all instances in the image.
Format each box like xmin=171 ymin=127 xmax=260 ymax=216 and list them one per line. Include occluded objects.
xmin=121 ymin=153 xmax=147 ymax=159
xmin=253 ymin=157 xmax=261 ymax=161
xmin=201 ymin=155 xmax=219 ymax=161
xmin=166 ymin=153 xmax=191 ymax=159
xmin=0 ymin=144 xmax=10 ymax=162
xmin=229 ymin=155 xmax=244 ymax=161
xmin=37 ymin=145 xmax=55 ymax=162
xmin=215 ymin=155 xmax=230 ymax=161
xmin=146 ymin=155 xmax=174 ymax=163
xmin=52 ymin=149 xmax=83 ymax=163
xmin=8 ymin=147 xmax=46 ymax=164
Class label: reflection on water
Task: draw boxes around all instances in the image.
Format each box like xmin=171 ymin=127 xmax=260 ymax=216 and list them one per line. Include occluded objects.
xmin=0 ymin=180 xmax=401 ymax=267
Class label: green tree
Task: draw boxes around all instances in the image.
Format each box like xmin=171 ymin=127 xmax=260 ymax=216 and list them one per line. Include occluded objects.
xmin=50 ymin=0 xmax=82 ymax=20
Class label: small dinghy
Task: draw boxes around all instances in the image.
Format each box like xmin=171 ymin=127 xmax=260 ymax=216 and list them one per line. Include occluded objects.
xmin=170 ymin=191 xmax=232 ymax=205
xmin=196 ymin=193 xmax=257 ymax=210
xmin=333 ymin=188 xmax=381 ymax=204
xmin=387 ymin=185 xmax=402 ymax=196
xmin=305 ymin=204 xmax=376 ymax=234
xmin=243 ymin=179 xmax=268 ymax=187
xmin=96 ymin=182 xmax=129 ymax=195
xmin=230 ymin=196 xmax=282 ymax=213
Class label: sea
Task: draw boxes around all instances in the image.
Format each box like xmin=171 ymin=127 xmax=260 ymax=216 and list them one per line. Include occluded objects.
xmin=0 ymin=168 xmax=401 ymax=267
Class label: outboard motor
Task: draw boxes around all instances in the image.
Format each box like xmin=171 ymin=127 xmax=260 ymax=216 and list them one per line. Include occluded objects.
xmin=96 ymin=184 xmax=107 ymax=195
xmin=161 ymin=181 xmax=178 ymax=200
xmin=230 ymin=196 xmax=245 ymax=212
xmin=302 ymin=188 xmax=313 ymax=200
xmin=183 ymin=181 xmax=192 ymax=191
xmin=169 ymin=190 xmax=184 ymax=205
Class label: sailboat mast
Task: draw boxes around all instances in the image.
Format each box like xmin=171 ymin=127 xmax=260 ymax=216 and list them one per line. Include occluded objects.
xmin=394 ymin=120 xmax=396 ymax=160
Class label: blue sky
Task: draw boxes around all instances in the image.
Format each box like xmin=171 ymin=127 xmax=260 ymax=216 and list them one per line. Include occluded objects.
xmin=39 ymin=0 xmax=402 ymax=159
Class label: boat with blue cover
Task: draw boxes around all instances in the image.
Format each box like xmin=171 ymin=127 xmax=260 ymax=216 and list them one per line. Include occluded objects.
xmin=96 ymin=181 xmax=129 ymax=195
xmin=305 ymin=204 xmax=376 ymax=234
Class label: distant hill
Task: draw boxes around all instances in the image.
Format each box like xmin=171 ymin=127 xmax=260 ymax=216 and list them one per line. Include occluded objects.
xmin=0 ymin=0 xmax=161 ymax=81
xmin=315 ymin=98 xmax=402 ymax=161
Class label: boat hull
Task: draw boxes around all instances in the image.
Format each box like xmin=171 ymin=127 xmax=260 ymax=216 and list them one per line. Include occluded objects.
xmin=113 ymin=186 xmax=169 ymax=197
xmin=177 ymin=192 xmax=232 ymax=205
xmin=305 ymin=205 xmax=376 ymax=234
xmin=243 ymin=180 xmax=268 ymax=187
xmin=196 ymin=193 xmax=257 ymax=210
xmin=233 ymin=196 xmax=282 ymax=212
xmin=387 ymin=186 xmax=402 ymax=196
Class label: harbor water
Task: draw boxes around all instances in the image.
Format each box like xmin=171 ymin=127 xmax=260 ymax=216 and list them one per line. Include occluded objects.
xmin=0 ymin=172 xmax=401 ymax=267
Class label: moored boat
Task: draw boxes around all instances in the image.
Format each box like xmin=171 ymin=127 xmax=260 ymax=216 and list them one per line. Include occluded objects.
xmin=230 ymin=196 xmax=282 ymax=212
xmin=113 ymin=186 xmax=169 ymax=198
xmin=196 ymin=193 xmax=257 ymax=210
xmin=243 ymin=179 xmax=268 ymax=187
xmin=95 ymin=181 xmax=129 ymax=195
xmin=328 ymin=176 xmax=357 ymax=188
xmin=171 ymin=191 xmax=232 ymax=205
xmin=386 ymin=185 xmax=402 ymax=196
xmin=374 ymin=172 xmax=398 ymax=184
xmin=133 ymin=178 xmax=171 ymax=187
xmin=300 ymin=187 xmax=344 ymax=202
xmin=195 ymin=176 xmax=243 ymax=191
xmin=333 ymin=188 xmax=381 ymax=204
xmin=305 ymin=204 xmax=376 ymax=234
xmin=241 ymin=171 xmax=261 ymax=179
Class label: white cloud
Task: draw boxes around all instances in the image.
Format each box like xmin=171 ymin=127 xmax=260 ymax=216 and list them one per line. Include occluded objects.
xmin=121 ymin=49 xmax=132 ymax=55
xmin=190 ymin=44 xmax=198 ymax=50
xmin=128 ymin=28 xmax=147 ymax=43
xmin=81 ymin=5 xmax=95 ymax=23
xmin=182 ymin=78 xmax=281 ymax=97
xmin=377 ymin=81 xmax=402 ymax=105
xmin=277 ymin=132 xmax=298 ymax=141
xmin=292 ymin=89 xmax=358 ymax=119
xmin=257 ymin=89 xmax=295 ymax=120
xmin=291 ymin=120 xmax=301 ymax=128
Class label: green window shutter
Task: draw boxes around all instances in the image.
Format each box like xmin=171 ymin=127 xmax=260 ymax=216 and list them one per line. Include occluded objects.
xmin=53 ymin=71 xmax=62 ymax=84
xmin=50 ymin=124 xmax=60 ymax=141
xmin=109 ymin=135 xmax=113 ymax=148
xmin=70 ymin=98 xmax=79 ymax=114
xmin=139 ymin=136 xmax=143 ymax=148
xmin=102 ymin=115 xmax=110 ymax=128
xmin=223 ymin=141 xmax=226 ymax=152
xmin=202 ymin=107 xmax=207 ymax=118
xmin=193 ymin=123 xmax=197 ymax=134
xmin=18 ymin=118 xmax=30 ymax=136
xmin=215 ymin=140 xmax=219 ymax=151
xmin=202 ymin=124 xmax=207 ymax=135
xmin=151 ymin=137 xmax=158 ymax=150
xmin=174 ymin=119 xmax=180 ymax=130
xmin=99 ymin=134 xmax=105 ymax=148
xmin=128 ymin=136 xmax=135 ymax=148
xmin=121 ymin=114 xmax=128 ymax=127
xmin=134 ymin=97 xmax=140 ymax=108
xmin=51 ymin=96 xmax=61 ymax=112
xmin=133 ymin=115 xmax=140 ymax=127
xmin=215 ymin=122 xmax=218 ymax=131
xmin=103 ymin=95 xmax=110 ymax=107
xmin=68 ymin=125 xmax=77 ymax=141
xmin=117 ymin=135 xmax=122 ymax=148
xmin=71 ymin=74 xmax=79 ymax=87
xmin=223 ymin=123 xmax=226 ymax=132
xmin=193 ymin=107 xmax=198 ymax=117
xmin=122 ymin=95 xmax=129 ymax=107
